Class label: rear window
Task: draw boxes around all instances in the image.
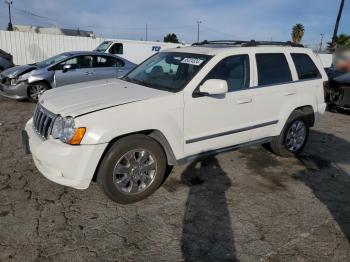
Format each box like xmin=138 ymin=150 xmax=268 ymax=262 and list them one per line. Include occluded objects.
xmin=291 ymin=53 xmax=321 ymax=80
xmin=256 ymin=53 xmax=292 ymax=86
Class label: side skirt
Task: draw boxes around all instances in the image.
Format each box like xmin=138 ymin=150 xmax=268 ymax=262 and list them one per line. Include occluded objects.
xmin=176 ymin=137 xmax=272 ymax=165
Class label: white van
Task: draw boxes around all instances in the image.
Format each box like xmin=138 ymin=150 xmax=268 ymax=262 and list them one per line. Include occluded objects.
xmin=94 ymin=39 xmax=184 ymax=64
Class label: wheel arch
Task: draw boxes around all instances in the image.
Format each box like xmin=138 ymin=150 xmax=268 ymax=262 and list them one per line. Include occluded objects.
xmin=28 ymin=79 xmax=52 ymax=89
xmin=91 ymin=129 xmax=177 ymax=182
xmin=274 ymin=104 xmax=316 ymax=136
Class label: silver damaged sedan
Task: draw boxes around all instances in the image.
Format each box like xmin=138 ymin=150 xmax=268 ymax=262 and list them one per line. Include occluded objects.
xmin=0 ymin=51 xmax=135 ymax=102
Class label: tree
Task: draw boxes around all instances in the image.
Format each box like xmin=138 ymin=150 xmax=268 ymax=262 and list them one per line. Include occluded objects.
xmin=163 ymin=33 xmax=179 ymax=43
xmin=327 ymin=33 xmax=350 ymax=51
xmin=291 ymin=24 xmax=305 ymax=44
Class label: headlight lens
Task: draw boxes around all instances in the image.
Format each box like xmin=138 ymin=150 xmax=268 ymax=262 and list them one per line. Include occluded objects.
xmin=51 ymin=116 xmax=86 ymax=145
xmin=10 ymin=75 xmax=27 ymax=86
xmin=10 ymin=78 xmax=18 ymax=86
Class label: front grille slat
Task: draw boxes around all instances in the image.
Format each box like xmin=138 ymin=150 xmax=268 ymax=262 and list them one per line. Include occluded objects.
xmin=32 ymin=104 xmax=56 ymax=140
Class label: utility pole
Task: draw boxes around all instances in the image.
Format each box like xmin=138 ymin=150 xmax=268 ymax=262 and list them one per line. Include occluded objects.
xmin=332 ymin=0 xmax=345 ymax=48
xmin=318 ymin=33 xmax=324 ymax=53
xmin=196 ymin=20 xmax=202 ymax=43
xmin=5 ymin=1 xmax=13 ymax=31
xmin=145 ymin=23 xmax=148 ymax=41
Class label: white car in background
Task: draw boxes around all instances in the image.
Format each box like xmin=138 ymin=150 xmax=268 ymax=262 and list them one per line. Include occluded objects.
xmin=23 ymin=40 xmax=327 ymax=204
xmin=94 ymin=40 xmax=184 ymax=64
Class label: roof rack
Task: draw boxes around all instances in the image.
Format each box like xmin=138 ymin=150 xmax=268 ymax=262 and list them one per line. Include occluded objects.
xmin=192 ymin=40 xmax=304 ymax=48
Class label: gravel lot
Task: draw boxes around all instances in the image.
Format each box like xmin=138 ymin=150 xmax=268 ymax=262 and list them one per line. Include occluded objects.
xmin=1 ymin=96 xmax=350 ymax=261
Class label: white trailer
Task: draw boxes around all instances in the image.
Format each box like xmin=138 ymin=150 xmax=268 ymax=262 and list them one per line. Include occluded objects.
xmin=94 ymin=40 xmax=184 ymax=64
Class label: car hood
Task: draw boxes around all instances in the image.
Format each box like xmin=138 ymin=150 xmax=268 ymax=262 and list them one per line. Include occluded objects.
xmin=333 ymin=73 xmax=350 ymax=85
xmin=39 ymin=78 xmax=171 ymax=117
xmin=1 ymin=64 xmax=38 ymax=78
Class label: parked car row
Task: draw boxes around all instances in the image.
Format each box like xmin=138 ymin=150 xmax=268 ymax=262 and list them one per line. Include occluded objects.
xmin=0 ymin=51 xmax=135 ymax=102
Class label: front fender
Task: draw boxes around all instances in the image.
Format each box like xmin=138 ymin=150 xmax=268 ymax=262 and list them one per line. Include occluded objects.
xmin=75 ymin=94 xmax=184 ymax=160
xmin=27 ymin=72 xmax=54 ymax=87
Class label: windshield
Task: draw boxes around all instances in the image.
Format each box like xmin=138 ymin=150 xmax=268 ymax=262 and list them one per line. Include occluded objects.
xmin=35 ymin=54 xmax=71 ymax=68
xmin=95 ymin=41 xmax=113 ymax=52
xmin=123 ymin=52 xmax=211 ymax=92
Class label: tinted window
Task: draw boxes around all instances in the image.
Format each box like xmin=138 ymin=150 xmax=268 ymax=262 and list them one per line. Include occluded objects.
xmin=204 ymin=55 xmax=250 ymax=92
xmin=56 ymin=56 xmax=93 ymax=70
xmin=124 ymin=52 xmax=210 ymax=92
xmin=94 ymin=56 xmax=125 ymax=67
xmin=109 ymin=43 xmax=123 ymax=55
xmin=291 ymin=53 xmax=321 ymax=80
xmin=256 ymin=53 xmax=292 ymax=85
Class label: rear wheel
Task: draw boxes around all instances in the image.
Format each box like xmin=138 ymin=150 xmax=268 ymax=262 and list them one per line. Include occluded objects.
xmin=269 ymin=111 xmax=309 ymax=157
xmin=97 ymin=134 xmax=167 ymax=204
xmin=28 ymin=82 xmax=49 ymax=103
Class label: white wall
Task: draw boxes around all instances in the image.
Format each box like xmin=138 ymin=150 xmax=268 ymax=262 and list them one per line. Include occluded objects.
xmin=0 ymin=30 xmax=103 ymax=65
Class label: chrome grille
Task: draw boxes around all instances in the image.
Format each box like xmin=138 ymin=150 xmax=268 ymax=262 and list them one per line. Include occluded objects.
xmin=32 ymin=104 xmax=56 ymax=139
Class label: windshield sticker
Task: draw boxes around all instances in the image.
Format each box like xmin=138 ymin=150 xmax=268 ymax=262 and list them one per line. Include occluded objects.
xmin=181 ymin=58 xmax=204 ymax=66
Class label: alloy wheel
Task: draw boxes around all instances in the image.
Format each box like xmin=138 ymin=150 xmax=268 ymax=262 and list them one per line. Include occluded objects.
xmin=113 ymin=149 xmax=157 ymax=194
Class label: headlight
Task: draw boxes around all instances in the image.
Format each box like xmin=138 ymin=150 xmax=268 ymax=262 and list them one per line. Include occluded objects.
xmin=51 ymin=116 xmax=86 ymax=145
xmin=10 ymin=78 xmax=18 ymax=86
xmin=9 ymin=75 xmax=27 ymax=86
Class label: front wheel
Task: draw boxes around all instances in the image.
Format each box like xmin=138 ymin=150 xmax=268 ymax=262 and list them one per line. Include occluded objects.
xmin=97 ymin=134 xmax=167 ymax=204
xmin=269 ymin=111 xmax=309 ymax=157
xmin=28 ymin=82 xmax=49 ymax=103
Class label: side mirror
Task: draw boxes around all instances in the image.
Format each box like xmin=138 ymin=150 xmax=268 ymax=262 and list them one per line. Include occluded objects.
xmin=199 ymin=79 xmax=228 ymax=95
xmin=62 ymin=64 xmax=72 ymax=73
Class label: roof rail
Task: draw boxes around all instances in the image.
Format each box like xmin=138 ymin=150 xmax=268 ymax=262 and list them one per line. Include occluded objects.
xmin=192 ymin=40 xmax=304 ymax=47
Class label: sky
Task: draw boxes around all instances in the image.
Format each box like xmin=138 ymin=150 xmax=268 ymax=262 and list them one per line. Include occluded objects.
xmin=0 ymin=0 xmax=349 ymax=48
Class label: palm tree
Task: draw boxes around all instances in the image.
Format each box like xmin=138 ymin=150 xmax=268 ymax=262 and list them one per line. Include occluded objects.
xmin=291 ymin=24 xmax=305 ymax=44
xmin=327 ymin=33 xmax=350 ymax=51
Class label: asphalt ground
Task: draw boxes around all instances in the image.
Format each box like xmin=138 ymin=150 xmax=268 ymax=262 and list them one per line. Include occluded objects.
xmin=1 ymin=96 xmax=350 ymax=261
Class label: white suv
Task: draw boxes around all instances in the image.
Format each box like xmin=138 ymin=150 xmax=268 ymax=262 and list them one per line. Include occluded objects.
xmin=23 ymin=40 xmax=328 ymax=203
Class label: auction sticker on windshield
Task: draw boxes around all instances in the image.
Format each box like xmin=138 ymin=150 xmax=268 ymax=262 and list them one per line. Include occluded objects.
xmin=181 ymin=58 xmax=204 ymax=66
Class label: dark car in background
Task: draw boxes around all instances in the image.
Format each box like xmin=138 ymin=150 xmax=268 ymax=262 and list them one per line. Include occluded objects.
xmin=0 ymin=49 xmax=14 ymax=72
xmin=0 ymin=51 xmax=135 ymax=102
xmin=327 ymin=67 xmax=350 ymax=112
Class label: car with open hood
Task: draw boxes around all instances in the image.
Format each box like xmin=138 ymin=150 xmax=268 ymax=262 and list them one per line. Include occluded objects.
xmin=23 ymin=40 xmax=328 ymax=204
xmin=0 ymin=51 xmax=135 ymax=102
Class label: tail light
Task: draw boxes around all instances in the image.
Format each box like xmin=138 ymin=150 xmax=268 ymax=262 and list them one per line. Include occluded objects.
xmin=323 ymin=81 xmax=329 ymax=100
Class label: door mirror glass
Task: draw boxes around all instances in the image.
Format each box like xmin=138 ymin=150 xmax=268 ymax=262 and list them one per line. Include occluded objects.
xmin=199 ymin=79 xmax=228 ymax=95
xmin=62 ymin=64 xmax=72 ymax=73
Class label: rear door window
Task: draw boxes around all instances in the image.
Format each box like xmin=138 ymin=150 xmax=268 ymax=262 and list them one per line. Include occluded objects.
xmin=94 ymin=56 xmax=125 ymax=67
xmin=256 ymin=53 xmax=292 ymax=86
xmin=291 ymin=53 xmax=321 ymax=80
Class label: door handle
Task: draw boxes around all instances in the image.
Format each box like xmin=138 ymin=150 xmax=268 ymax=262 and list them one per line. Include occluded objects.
xmin=236 ymin=98 xmax=252 ymax=104
xmin=84 ymin=72 xmax=91 ymax=75
xmin=285 ymin=91 xmax=296 ymax=96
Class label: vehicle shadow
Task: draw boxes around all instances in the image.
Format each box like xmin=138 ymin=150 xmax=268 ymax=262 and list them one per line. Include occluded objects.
xmin=294 ymin=129 xmax=350 ymax=241
xmin=180 ymin=157 xmax=237 ymax=261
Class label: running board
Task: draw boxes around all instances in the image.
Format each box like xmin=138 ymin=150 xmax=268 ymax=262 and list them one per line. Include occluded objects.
xmin=177 ymin=137 xmax=272 ymax=165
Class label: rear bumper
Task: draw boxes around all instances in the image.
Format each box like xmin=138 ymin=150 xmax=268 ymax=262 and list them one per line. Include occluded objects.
xmin=24 ymin=118 xmax=108 ymax=189
xmin=0 ymin=81 xmax=28 ymax=100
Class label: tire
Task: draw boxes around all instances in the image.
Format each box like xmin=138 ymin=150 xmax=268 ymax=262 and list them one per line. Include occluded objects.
xmin=269 ymin=111 xmax=309 ymax=157
xmin=97 ymin=134 xmax=167 ymax=204
xmin=27 ymin=82 xmax=49 ymax=103
xmin=0 ymin=66 xmax=3 ymax=73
